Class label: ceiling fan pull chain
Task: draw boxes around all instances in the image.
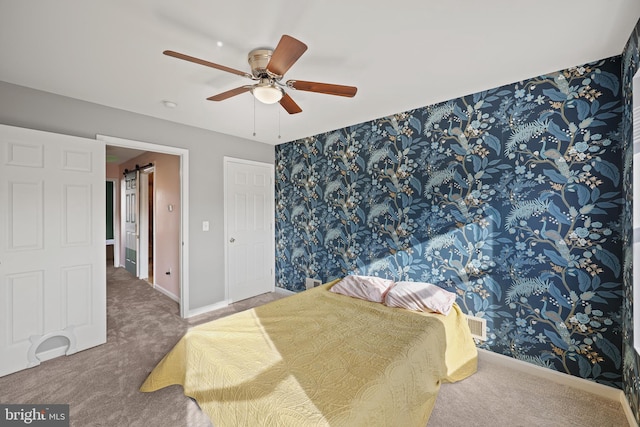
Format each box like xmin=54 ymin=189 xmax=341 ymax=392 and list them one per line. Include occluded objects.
xmin=253 ymin=96 xmax=256 ymax=137
xmin=278 ymin=108 xmax=281 ymax=139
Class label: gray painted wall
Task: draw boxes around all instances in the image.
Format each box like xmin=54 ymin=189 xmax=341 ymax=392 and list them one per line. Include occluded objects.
xmin=0 ymin=80 xmax=275 ymax=311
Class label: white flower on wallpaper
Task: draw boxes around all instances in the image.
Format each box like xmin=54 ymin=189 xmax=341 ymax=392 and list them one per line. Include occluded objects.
xmin=276 ymin=57 xmax=624 ymax=388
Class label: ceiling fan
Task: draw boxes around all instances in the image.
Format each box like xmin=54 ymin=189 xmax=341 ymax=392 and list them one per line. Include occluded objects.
xmin=163 ymin=35 xmax=357 ymax=114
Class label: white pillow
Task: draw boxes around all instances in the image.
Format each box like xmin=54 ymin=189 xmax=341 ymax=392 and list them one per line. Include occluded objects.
xmin=329 ymin=275 xmax=394 ymax=303
xmin=384 ymin=281 xmax=456 ymax=315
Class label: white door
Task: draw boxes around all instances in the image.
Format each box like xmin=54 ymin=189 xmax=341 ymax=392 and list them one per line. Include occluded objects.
xmin=124 ymin=170 xmax=138 ymax=276
xmin=99 ymin=135 xmax=189 ymax=318
xmin=0 ymin=124 xmax=105 ymax=377
xmin=225 ymin=158 xmax=274 ymax=302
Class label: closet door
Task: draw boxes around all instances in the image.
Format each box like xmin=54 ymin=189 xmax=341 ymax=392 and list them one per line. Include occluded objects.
xmin=0 ymin=124 xmax=106 ymax=376
xmin=225 ymin=158 xmax=274 ymax=302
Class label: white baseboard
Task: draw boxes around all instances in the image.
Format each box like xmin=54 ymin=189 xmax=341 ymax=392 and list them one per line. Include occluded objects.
xmin=186 ymin=288 xmax=295 ymax=318
xmin=478 ymin=349 xmax=637 ymax=427
xmin=153 ymin=284 xmax=179 ymax=303
xmin=478 ymin=349 xmax=619 ymax=398
xmin=187 ymin=300 xmax=230 ymax=318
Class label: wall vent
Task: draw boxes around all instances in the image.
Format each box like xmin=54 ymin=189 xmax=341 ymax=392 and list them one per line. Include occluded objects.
xmin=305 ymin=278 xmax=322 ymax=290
xmin=466 ymin=315 xmax=487 ymax=341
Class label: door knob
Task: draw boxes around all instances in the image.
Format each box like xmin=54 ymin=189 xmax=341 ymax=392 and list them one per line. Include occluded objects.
xmin=229 ymin=238 xmax=235 ymax=243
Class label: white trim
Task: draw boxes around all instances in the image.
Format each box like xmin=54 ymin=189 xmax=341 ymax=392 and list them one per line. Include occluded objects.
xmin=154 ymin=284 xmax=179 ymax=303
xmin=137 ymin=167 xmax=155 ymax=282
xmin=478 ymin=349 xmax=621 ymax=400
xmin=187 ymin=289 xmax=295 ymax=318
xmin=97 ymin=134 xmax=190 ymax=318
xmin=106 ymin=178 xmax=119 ymax=266
xmin=138 ymin=170 xmax=150 ymax=280
xmin=186 ymin=300 xmax=230 ymax=318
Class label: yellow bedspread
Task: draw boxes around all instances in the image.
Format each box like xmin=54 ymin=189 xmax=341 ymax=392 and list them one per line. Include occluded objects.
xmin=140 ymin=283 xmax=477 ymax=426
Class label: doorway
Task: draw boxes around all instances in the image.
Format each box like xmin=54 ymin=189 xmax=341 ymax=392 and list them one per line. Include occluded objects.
xmin=100 ymin=135 xmax=190 ymax=318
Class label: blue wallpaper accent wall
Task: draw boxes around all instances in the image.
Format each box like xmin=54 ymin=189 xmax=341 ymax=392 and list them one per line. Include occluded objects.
xmin=275 ymin=57 xmax=624 ymax=387
xmin=621 ymin=19 xmax=640 ymax=424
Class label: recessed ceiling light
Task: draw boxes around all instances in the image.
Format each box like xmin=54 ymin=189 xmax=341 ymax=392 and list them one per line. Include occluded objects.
xmin=216 ymin=41 xmax=224 ymax=48
xmin=162 ymin=100 xmax=177 ymax=109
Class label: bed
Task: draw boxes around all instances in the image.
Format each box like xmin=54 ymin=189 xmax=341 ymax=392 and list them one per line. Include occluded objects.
xmin=140 ymin=279 xmax=477 ymax=426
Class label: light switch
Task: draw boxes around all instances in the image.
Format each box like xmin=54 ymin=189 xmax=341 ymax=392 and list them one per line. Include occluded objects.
xmin=202 ymin=221 xmax=210 ymax=231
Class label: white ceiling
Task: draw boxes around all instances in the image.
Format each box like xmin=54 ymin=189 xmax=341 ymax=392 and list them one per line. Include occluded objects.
xmin=1 ymin=1 xmax=640 ymax=145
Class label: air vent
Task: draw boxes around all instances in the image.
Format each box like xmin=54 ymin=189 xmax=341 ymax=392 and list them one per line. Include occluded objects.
xmin=466 ymin=315 xmax=487 ymax=341
xmin=305 ymin=278 xmax=322 ymax=290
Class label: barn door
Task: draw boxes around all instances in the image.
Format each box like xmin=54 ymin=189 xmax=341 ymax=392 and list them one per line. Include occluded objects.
xmin=0 ymin=124 xmax=106 ymax=377
xmin=124 ymin=170 xmax=139 ymax=276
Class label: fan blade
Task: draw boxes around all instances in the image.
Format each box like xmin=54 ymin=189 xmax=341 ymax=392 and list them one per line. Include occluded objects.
xmin=266 ymin=35 xmax=308 ymax=77
xmin=207 ymin=86 xmax=252 ymax=101
xmin=164 ymin=50 xmax=252 ymax=79
xmin=279 ymin=93 xmax=302 ymax=114
xmin=287 ymin=80 xmax=357 ymax=97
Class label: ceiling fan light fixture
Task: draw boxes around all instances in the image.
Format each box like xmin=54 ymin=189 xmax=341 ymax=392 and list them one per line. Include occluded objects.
xmin=252 ymin=84 xmax=284 ymax=104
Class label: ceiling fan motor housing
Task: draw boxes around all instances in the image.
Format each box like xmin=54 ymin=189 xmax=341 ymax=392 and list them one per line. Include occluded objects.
xmin=248 ymin=48 xmax=275 ymax=79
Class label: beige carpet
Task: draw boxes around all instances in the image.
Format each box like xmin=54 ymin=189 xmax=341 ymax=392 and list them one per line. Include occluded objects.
xmin=0 ymin=266 xmax=630 ymax=426
xmin=431 ymin=353 xmax=629 ymax=427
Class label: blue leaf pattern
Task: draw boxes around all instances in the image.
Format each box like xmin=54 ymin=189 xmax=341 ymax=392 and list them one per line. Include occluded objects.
xmin=592 ymin=158 xmax=620 ymax=186
xmin=592 ymin=70 xmax=620 ymax=96
xmin=622 ymin=20 xmax=640 ymax=422
xmin=276 ymin=58 xmax=624 ymax=388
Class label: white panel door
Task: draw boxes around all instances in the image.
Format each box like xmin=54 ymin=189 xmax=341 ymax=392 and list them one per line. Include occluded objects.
xmin=225 ymin=159 xmax=274 ymax=302
xmin=0 ymin=124 xmax=105 ymax=377
xmin=124 ymin=171 xmax=139 ymax=276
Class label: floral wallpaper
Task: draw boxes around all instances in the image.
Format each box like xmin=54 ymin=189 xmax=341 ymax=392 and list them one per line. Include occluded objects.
xmin=275 ymin=57 xmax=624 ymax=387
xmin=622 ymin=18 xmax=640 ymax=424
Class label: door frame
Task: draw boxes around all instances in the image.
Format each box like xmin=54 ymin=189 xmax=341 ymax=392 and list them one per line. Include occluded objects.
xmin=106 ymin=178 xmax=118 ymax=267
xmin=138 ymin=166 xmax=154 ymax=282
xmin=223 ymin=156 xmax=275 ymax=302
xmin=97 ymin=135 xmax=189 ymax=318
